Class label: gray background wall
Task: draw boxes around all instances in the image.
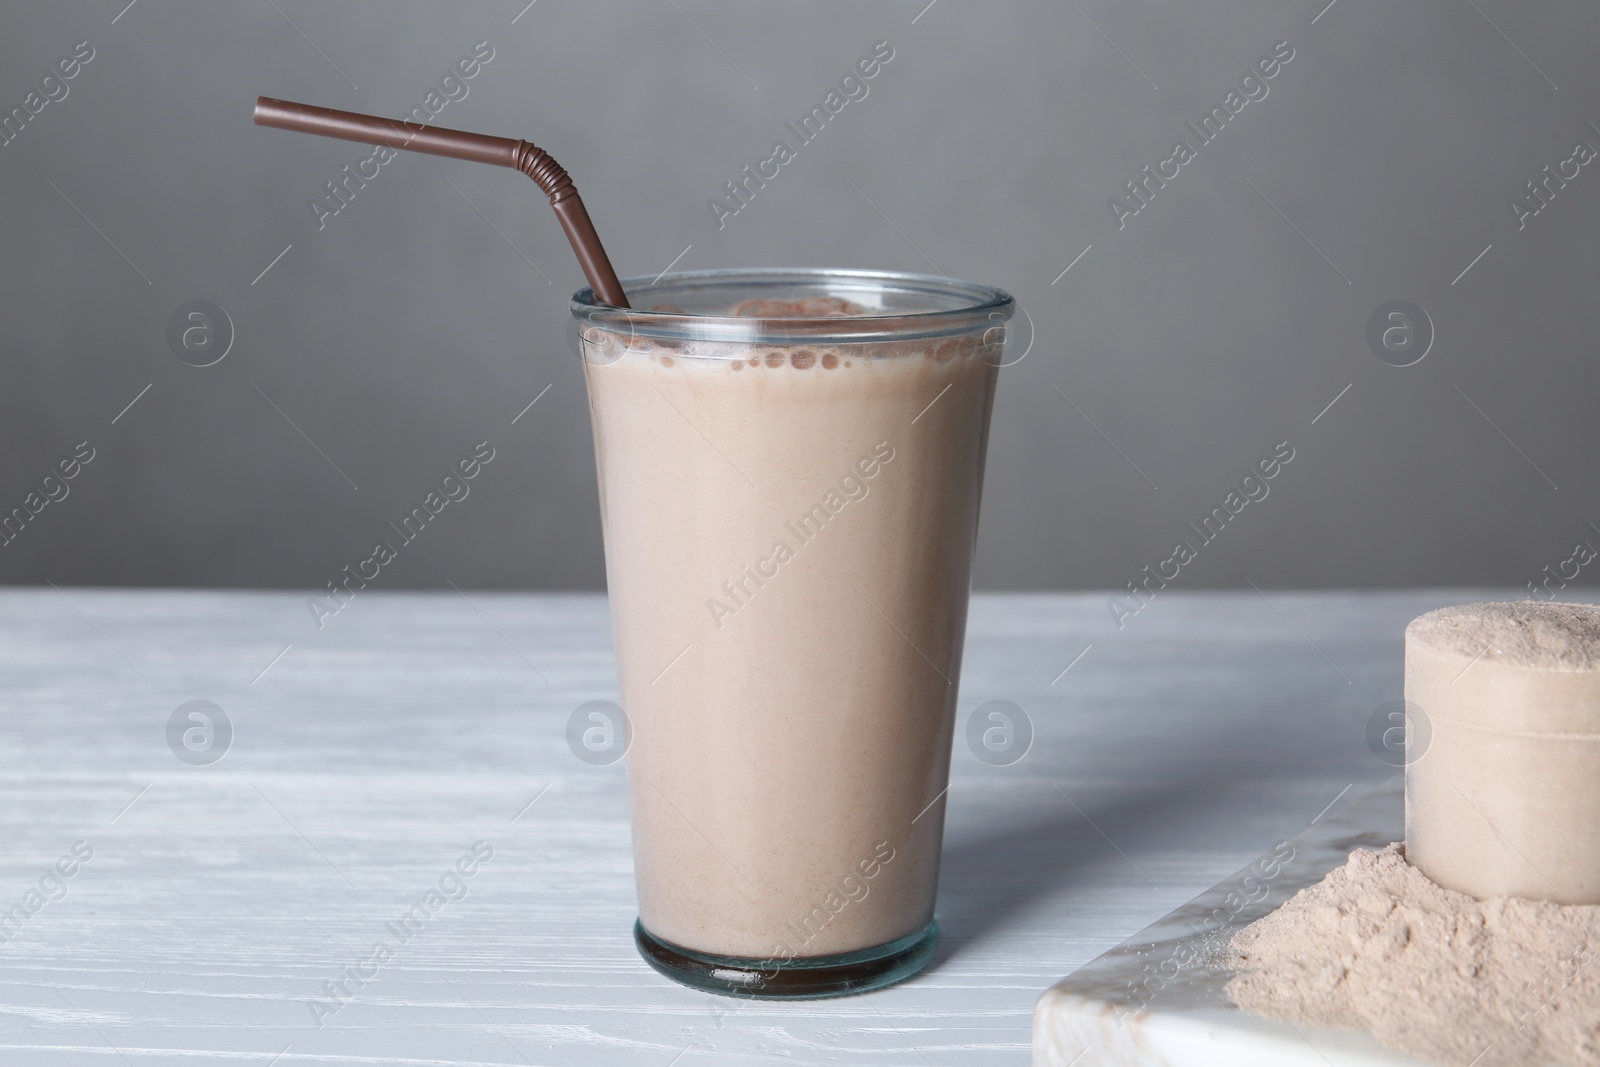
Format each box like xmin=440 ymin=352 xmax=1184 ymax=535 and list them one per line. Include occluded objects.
xmin=2 ymin=0 xmax=1596 ymax=595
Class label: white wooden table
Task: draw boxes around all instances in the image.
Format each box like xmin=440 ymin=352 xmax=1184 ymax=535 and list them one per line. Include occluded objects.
xmin=0 ymin=587 xmax=1493 ymax=1065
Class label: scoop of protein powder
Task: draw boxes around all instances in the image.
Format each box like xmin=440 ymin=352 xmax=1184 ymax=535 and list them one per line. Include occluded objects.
xmin=1405 ymin=600 xmax=1600 ymax=904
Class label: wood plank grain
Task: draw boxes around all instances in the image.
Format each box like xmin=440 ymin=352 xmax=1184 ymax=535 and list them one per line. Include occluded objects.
xmin=0 ymin=588 xmax=1498 ymax=1064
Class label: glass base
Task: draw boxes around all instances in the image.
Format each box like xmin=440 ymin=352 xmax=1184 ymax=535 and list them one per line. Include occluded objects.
xmin=633 ymin=919 xmax=939 ymax=999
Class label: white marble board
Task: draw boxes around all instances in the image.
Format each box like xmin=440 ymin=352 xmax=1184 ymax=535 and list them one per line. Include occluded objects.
xmin=1034 ymin=777 xmax=1439 ymax=1067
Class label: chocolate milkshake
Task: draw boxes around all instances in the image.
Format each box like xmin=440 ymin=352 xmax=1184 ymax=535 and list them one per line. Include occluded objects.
xmin=248 ymin=102 xmax=987 ymax=999
xmin=574 ymin=269 xmax=1012 ymax=996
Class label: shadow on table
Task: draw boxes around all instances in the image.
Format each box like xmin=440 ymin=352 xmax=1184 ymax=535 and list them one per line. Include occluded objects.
xmin=929 ymin=779 xmax=1198 ymax=971
xmin=927 ymin=618 xmax=1407 ymax=976
xmin=928 ymin=759 xmax=1379 ymax=975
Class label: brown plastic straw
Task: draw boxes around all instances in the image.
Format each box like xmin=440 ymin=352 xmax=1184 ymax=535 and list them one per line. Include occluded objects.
xmin=254 ymin=97 xmax=630 ymax=307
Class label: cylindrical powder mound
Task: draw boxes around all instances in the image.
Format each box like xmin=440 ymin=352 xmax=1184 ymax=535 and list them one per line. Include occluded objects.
xmin=1405 ymin=600 xmax=1600 ymax=903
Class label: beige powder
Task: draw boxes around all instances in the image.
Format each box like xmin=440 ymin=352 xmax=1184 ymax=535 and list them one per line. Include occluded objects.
xmin=1407 ymin=601 xmax=1600 ymax=670
xmin=1228 ymin=844 xmax=1600 ymax=1067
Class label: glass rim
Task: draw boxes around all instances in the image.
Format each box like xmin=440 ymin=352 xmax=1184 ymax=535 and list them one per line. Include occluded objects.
xmin=570 ymin=268 xmax=1015 ymax=345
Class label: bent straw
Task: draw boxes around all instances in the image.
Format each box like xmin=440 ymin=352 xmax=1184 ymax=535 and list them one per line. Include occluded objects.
xmin=254 ymin=97 xmax=630 ymax=307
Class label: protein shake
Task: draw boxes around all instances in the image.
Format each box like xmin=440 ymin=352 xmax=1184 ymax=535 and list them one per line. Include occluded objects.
xmin=251 ymin=104 xmax=1004 ymax=998
xmin=575 ymin=269 xmax=1011 ymax=996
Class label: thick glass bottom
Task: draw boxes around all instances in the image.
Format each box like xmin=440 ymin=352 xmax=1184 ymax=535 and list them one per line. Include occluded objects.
xmin=633 ymin=919 xmax=939 ymax=999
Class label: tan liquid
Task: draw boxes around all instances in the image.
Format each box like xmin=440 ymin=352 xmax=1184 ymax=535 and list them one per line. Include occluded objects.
xmin=583 ymin=333 xmax=998 ymax=960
